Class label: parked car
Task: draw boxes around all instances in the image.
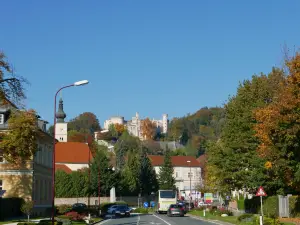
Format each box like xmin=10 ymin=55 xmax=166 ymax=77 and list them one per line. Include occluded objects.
xmin=72 ymin=203 xmax=87 ymax=212
xmin=167 ymin=204 xmax=185 ymax=217
xmin=114 ymin=205 xmax=131 ymax=217
xmin=107 ymin=205 xmax=119 ymax=214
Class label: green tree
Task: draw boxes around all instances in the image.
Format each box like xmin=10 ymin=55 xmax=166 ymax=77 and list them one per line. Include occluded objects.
xmin=139 ymin=149 xmax=158 ymax=195
xmin=158 ymin=148 xmax=175 ymax=190
xmin=90 ymin=145 xmax=117 ymax=197
xmin=210 ymin=68 xmax=286 ymax=194
xmin=0 ymin=109 xmax=38 ymax=164
xmin=20 ymin=200 xmax=34 ymax=222
xmin=68 ymin=112 xmax=101 ymax=134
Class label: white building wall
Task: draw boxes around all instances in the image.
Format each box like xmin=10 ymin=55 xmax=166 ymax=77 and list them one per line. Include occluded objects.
xmin=55 ymin=123 xmax=68 ymax=142
xmin=56 ymin=163 xmax=88 ymax=171
xmin=104 ymin=116 xmax=125 ymax=130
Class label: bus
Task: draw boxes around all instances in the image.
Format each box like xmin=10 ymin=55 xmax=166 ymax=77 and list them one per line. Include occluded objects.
xmin=157 ymin=190 xmax=177 ymax=213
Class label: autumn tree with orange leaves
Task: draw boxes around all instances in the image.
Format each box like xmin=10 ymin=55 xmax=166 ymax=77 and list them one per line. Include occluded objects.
xmin=254 ymin=53 xmax=300 ymax=191
xmin=141 ymin=118 xmax=156 ymax=140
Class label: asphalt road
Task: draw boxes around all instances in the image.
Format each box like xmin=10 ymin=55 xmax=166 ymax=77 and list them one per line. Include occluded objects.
xmin=99 ymin=213 xmax=218 ymax=225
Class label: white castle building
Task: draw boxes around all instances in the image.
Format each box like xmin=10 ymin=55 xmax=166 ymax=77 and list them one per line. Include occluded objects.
xmin=103 ymin=112 xmax=168 ymax=139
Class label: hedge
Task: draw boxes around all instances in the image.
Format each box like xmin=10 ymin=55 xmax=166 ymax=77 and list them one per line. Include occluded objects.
xmin=17 ymin=223 xmax=37 ymax=225
xmin=237 ymin=199 xmax=245 ymax=210
xmin=244 ymin=195 xmax=300 ymax=218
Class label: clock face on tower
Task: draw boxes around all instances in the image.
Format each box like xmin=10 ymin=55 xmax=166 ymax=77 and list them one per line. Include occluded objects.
xmin=60 ymin=128 xmax=64 ymax=132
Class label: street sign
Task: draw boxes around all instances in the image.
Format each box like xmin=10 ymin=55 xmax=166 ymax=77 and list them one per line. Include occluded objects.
xmin=0 ymin=190 xmax=6 ymax=197
xmin=150 ymin=201 xmax=155 ymax=207
xmin=256 ymin=186 xmax=267 ymax=196
xmin=143 ymin=202 xmax=149 ymax=208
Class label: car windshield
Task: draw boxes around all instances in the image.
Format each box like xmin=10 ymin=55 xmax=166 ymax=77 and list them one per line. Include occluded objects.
xmin=118 ymin=205 xmax=128 ymax=209
xmin=170 ymin=204 xmax=179 ymax=208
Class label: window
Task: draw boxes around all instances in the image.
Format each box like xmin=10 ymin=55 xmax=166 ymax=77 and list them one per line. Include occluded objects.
xmin=0 ymin=114 xmax=4 ymax=124
xmin=0 ymin=180 xmax=2 ymax=191
xmin=176 ymin=172 xmax=178 ymax=177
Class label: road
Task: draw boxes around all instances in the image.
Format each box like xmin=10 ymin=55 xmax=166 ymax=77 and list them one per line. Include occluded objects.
xmin=99 ymin=213 xmax=219 ymax=225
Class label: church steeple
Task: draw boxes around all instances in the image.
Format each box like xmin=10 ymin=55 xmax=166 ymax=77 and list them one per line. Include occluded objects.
xmin=56 ymin=98 xmax=66 ymax=123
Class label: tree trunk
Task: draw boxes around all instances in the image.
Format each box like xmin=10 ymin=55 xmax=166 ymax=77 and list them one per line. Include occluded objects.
xmin=27 ymin=214 xmax=30 ymax=222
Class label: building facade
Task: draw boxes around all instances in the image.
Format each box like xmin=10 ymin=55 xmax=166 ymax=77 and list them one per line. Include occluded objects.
xmin=0 ymin=102 xmax=53 ymax=216
xmin=103 ymin=112 xmax=168 ymax=139
xmin=148 ymin=155 xmax=203 ymax=200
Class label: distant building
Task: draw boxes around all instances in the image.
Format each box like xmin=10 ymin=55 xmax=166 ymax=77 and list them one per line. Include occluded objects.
xmin=148 ymin=155 xmax=203 ymax=200
xmin=55 ymin=142 xmax=93 ymax=172
xmin=0 ymin=101 xmax=53 ymax=216
xmin=103 ymin=112 xmax=169 ymax=139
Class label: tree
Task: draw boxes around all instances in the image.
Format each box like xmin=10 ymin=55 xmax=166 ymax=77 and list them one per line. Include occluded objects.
xmin=20 ymin=200 xmax=34 ymax=222
xmin=158 ymin=148 xmax=175 ymax=190
xmin=254 ymin=54 xmax=300 ymax=193
xmin=90 ymin=145 xmax=117 ymax=197
xmin=70 ymin=169 xmax=89 ymax=197
xmin=0 ymin=51 xmax=28 ymax=106
xmin=141 ymin=118 xmax=156 ymax=140
xmin=139 ymin=149 xmax=158 ymax=195
xmin=108 ymin=124 xmax=118 ymax=138
xmin=211 ymin=68 xmax=286 ymax=194
xmin=68 ymin=130 xmax=87 ymax=142
xmin=115 ymin=124 xmax=126 ymax=136
xmin=0 ymin=109 xmax=38 ymax=164
xmin=68 ymin=112 xmax=101 ymax=134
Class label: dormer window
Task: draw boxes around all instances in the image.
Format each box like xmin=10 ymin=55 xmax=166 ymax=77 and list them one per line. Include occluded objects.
xmin=0 ymin=114 xmax=4 ymax=124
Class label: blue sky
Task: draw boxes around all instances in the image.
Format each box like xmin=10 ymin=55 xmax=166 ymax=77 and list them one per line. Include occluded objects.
xmin=1 ymin=0 xmax=300 ymax=127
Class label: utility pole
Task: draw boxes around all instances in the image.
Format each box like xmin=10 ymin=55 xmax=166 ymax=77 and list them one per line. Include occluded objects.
xmin=187 ymin=160 xmax=191 ymax=210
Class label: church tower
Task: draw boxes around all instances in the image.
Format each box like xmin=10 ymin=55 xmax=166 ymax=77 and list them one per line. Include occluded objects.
xmin=55 ymin=98 xmax=68 ymax=142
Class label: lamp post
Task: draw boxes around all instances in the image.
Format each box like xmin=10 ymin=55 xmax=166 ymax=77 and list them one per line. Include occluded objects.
xmin=52 ymin=80 xmax=89 ymax=225
xmin=187 ymin=160 xmax=191 ymax=210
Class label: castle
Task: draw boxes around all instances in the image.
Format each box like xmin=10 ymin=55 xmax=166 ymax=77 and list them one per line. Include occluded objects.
xmin=104 ymin=112 xmax=168 ymax=139
xmin=54 ymin=98 xmax=168 ymax=142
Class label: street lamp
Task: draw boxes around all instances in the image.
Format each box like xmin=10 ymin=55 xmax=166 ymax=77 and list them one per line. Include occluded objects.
xmin=52 ymin=80 xmax=89 ymax=225
xmin=187 ymin=160 xmax=191 ymax=210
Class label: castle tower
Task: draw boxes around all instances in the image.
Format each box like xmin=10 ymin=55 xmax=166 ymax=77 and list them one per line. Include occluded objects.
xmin=55 ymin=98 xmax=68 ymax=142
xmin=162 ymin=114 xmax=168 ymax=133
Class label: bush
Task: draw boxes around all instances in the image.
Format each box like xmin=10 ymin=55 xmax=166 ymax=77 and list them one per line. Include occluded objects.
xmin=253 ymin=216 xmax=280 ymax=225
xmin=210 ymin=208 xmax=233 ymax=216
xmin=133 ymin=208 xmax=149 ymax=214
xmin=56 ymin=217 xmax=72 ymax=225
xmin=264 ymin=196 xmax=278 ymax=218
xmin=237 ymin=213 xmax=254 ymax=222
xmin=65 ymin=211 xmax=85 ymax=221
xmin=56 ymin=205 xmax=72 ymax=215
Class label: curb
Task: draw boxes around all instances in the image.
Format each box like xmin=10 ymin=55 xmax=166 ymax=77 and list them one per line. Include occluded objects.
xmin=186 ymin=214 xmax=235 ymax=225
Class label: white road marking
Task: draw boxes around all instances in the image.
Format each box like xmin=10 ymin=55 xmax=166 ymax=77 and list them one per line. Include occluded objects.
xmin=137 ymin=215 xmax=141 ymax=225
xmin=152 ymin=214 xmax=172 ymax=225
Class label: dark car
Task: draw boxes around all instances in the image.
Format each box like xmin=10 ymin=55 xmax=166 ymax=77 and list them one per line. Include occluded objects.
xmin=114 ymin=205 xmax=131 ymax=217
xmin=177 ymin=202 xmax=188 ymax=214
xmin=167 ymin=204 xmax=184 ymax=217
xmin=72 ymin=203 xmax=87 ymax=213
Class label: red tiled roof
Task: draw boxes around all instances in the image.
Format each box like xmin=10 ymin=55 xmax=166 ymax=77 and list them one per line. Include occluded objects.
xmin=55 ymin=164 xmax=72 ymax=174
xmin=197 ymin=154 xmax=207 ymax=168
xmin=55 ymin=142 xmax=93 ymax=163
xmin=148 ymin=155 xmax=201 ymax=167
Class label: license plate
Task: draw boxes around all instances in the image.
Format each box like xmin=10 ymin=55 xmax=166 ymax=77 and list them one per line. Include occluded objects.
xmin=121 ymin=213 xmax=125 ymax=215
xmin=173 ymin=212 xmax=179 ymax=214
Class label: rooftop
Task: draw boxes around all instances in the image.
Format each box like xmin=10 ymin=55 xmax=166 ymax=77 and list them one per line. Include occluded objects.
xmin=55 ymin=142 xmax=93 ymax=163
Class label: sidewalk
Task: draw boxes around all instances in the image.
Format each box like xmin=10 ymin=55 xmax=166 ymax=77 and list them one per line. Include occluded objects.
xmin=186 ymin=213 xmax=235 ymax=225
xmin=2 ymin=218 xmax=46 ymax=225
